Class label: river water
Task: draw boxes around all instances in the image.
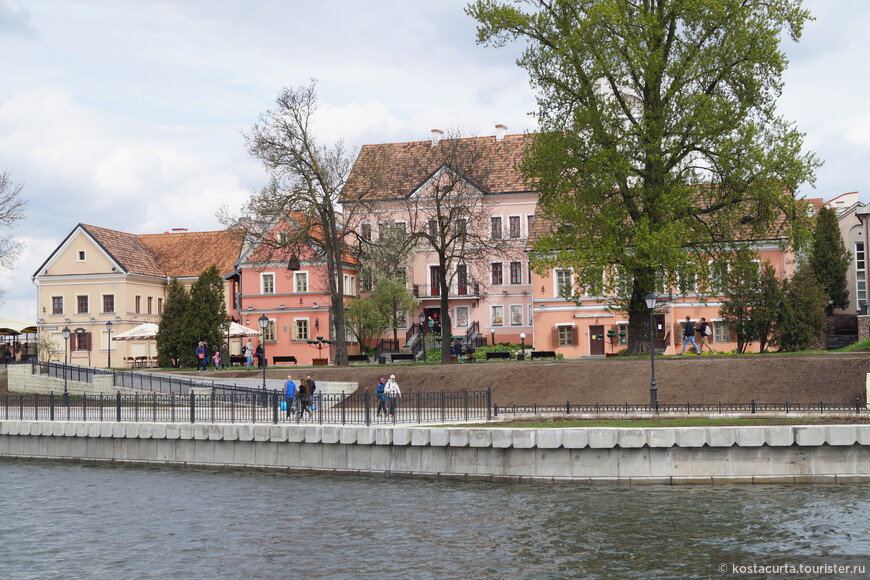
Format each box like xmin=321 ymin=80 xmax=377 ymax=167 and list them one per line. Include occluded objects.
xmin=1 ymin=460 xmax=868 ymax=579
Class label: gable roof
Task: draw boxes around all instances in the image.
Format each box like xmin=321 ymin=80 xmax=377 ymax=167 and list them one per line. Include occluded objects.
xmin=342 ymin=132 xmax=535 ymax=202
xmin=82 ymin=224 xmax=165 ymax=277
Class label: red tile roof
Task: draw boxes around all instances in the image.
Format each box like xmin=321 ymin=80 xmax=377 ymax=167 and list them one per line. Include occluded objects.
xmin=342 ymin=133 xmax=536 ymax=201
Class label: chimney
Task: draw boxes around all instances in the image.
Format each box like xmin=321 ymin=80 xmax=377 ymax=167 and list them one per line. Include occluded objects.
xmin=495 ymin=124 xmax=508 ymax=141
xmin=430 ymin=128 xmax=444 ymax=146
xmin=170 ymin=228 xmax=188 ymax=233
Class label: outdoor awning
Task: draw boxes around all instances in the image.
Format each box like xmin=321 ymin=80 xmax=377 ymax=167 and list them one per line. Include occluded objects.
xmin=0 ymin=317 xmax=38 ymax=336
xmin=112 ymin=323 xmax=159 ymax=341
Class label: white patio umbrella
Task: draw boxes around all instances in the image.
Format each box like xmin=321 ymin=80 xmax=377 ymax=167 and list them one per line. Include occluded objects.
xmin=226 ymin=321 xmax=262 ymax=338
xmin=111 ymin=322 xmax=159 ymax=340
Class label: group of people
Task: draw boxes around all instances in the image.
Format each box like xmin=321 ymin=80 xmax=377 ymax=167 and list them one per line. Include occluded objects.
xmin=376 ymin=374 xmax=402 ymax=418
xmin=241 ymin=339 xmax=266 ymax=370
xmin=195 ymin=341 xmax=224 ymax=371
xmin=449 ymin=340 xmax=475 ymax=362
xmin=194 ymin=339 xmax=267 ymax=371
xmin=282 ymin=373 xmax=318 ymax=417
xmin=679 ymin=316 xmax=717 ymax=355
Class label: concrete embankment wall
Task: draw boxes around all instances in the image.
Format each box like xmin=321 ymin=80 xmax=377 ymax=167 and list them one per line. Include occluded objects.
xmin=2 ymin=421 xmax=869 ymax=484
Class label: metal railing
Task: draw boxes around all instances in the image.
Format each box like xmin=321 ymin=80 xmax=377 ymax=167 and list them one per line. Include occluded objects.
xmin=493 ymin=398 xmax=866 ymax=416
xmin=1 ymin=387 xmax=493 ymax=426
xmin=38 ymin=361 xmax=113 ymax=383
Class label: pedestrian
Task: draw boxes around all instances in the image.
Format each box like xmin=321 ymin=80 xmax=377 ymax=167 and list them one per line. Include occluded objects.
xmin=451 ymin=339 xmax=463 ymax=362
xmin=255 ymin=342 xmax=265 ymax=369
xmin=306 ymin=373 xmax=317 ymax=409
xmin=696 ymin=317 xmax=717 ymax=354
xmin=244 ymin=339 xmax=254 ymax=370
xmin=298 ymin=377 xmax=312 ymax=417
xmin=375 ymin=376 xmax=388 ymax=418
xmin=212 ymin=349 xmax=221 ymax=370
xmin=384 ymin=374 xmax=401 ymax=417
xmin=679 ymin=316 xmax=701 ymax=355
xmin=220 ymin=342 xmax=229 ymax=369
xmin=283 ymin=374 xmax=297 ymax=417
xmin=195 ymin=341 xmax=207 ymax=371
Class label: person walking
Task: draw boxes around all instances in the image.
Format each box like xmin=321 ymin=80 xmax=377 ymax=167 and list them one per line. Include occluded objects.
xmin=384 ymin=374 xmax=401 ymax=418
xmin=212 ymin=349 xmax=221 ymax=370
xmin=696 ymin=317 xmax=717 ymax=354
xmin=244 ymin=339 xmax=254 ymax=370
xmin=679 ymin=316 xmax=701 ymax=355
xmin=195 ymin=341 xmax=207 ymax=371
xmin=306 ymin=373 xmax=317 ymax=410
xmin=255 ymin=342 xmax=265 ymax=369
xmin=283 ymin=374 xmax=297 ymax=418
xmin=298 ymin=377 xmax=312 ymax=418
xmin=375 ymin=376 xmax=388 ymax=418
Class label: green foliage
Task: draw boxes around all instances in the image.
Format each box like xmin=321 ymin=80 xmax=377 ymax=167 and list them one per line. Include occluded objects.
xmin=156 ymin=278 xmax=189 ymax=368
xmin=370 ymin=276 xmax=419 ymax=347
xmin=773 ymin=266 xmax=827 ymax=351
xmin=719 ymin=260 xmax=784 ymax=353
xmin=183 ymin=265 xmax=228 ymax=367
xmin=345 ymin=297 xmax=388 ymax=350
xmin=468 ymin=0 xmax=818 ymax=354
xmin=809 ymin=206 xmax=851 ymax=310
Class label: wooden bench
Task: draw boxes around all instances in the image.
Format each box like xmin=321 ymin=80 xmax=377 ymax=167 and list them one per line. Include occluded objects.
xmin=485 ymin=351 xmax=512 ymax=361
xmin=229 ymin=355 xmax=247 ymax=366
xmin=390 ymin=353 xmax=415 ymax=363
xmin=530 ymin=350 xmax=557 ymax=360
xmin=347 ymin=354 xmax=370 ymax=364
xmin=272 ymin=355 xmax=298 ymax=366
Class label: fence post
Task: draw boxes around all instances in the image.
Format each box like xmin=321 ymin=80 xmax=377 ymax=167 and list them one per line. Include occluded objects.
xmin=116 ymin=391 xmax=122 ymax=422
xmin=272 ymin=391 xmax=279 ymax=424
xmin=494 ymin=403 xmax=499 ymax=417
xmin=464 ymin=389 xmax=469 ymax=422
xmin=857 ymin=398 xmax=861 ymax=414
xmin=364 ymin=389 xmax=371 ymax=426
xmin=82 ymin=394 xmax=87 ymax=422
xmin=190 ymin=391 xmax=195 ymax=423
xmin=486 ymin=387 xmax=492 ymax=421
xmin=341 ymin=392 xmax=346 ymax=425
xmin=441 ymin=390 xmax=446 ymax=424
xmin=50 ymin=391 xmax=55 ymax=421
xmin=416 ymin=390 xmax=421 ymax=424
xmin=751 ymin=398 xmax=756 ymax=414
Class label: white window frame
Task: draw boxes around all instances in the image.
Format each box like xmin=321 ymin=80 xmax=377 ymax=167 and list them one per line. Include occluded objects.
xmin=554 ymin=269 xmax=573 ymax=298
xmin=491 ymin=305 xmax=504 ymax=326
xmin=713 ymin=321 xmax=729 ymax=343
xmin=510 ymin=304 xmax=523 ymax=326
xmin=77 ymin=250 xmax=86 ymax=262
xmin=264 ymin=319 xmax=277 ymax=342
xmin=526 ymin=214 xmax=535 ymax=239
xmin=294 ymin=271 xmax=309 ymax=293
xmin=856 ymin=242 xmax=866 ymax=305
xmin=261 ymin=272 xmax=275 ymax=294
xmin=293 ymin=318 xmax=310 ymax=341
xmin=507 ymin=215 xmax=522 ymax=239
xmin=455 ymin=306 xmax=469 ymax=328
xmin=490 ymin=216 xmax=503 ymax=240
xmin=556 ymin=323 xmax=575 ymax=347
xmin=343 ymin=274 xmax=357 ymax=296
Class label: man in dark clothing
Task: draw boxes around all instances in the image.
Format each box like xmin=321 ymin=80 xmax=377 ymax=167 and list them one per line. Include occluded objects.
xmin=679 ymin=316 xmax=701 ymax=355
xmin=375 ymin=376 xmax=388 ymax=418
xmin=255 ymin=343 xmax=265 ymax=368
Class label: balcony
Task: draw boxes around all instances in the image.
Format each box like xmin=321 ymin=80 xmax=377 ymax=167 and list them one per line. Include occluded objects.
xmin=413 ymin=282 xmax=481 ymax=299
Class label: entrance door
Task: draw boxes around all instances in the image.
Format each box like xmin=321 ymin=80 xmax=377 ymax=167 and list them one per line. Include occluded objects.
xmin=589 ymin=325 xmax=605 ymax=356
xmin=654 ymin=314 xmax=666 ymax=350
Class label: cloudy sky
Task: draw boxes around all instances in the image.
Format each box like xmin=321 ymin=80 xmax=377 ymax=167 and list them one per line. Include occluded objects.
xmin=1 ymin=0 xmax=867 ymax=319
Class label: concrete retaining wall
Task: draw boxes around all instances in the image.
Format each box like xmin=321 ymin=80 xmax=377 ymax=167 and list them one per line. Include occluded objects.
xmin=2 ymin=421 xmax=869 ymax=484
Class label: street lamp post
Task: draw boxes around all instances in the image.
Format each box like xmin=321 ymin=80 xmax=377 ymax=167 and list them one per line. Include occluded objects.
xmin=105 ymin=321 xmax=113 ymax=368
xmin=62 ymin=326 xmax=71 ymax=405
xmin=258 ymin=314 xmax=269 ymax=405
xmin=519 ymin=332 xmax=526 ymax=360
xmin=490 ymin=328 xmax=495 ymax=347
xmin=644 ymin=293 xmax=658 ymax=409
xmin=418 ymin=312 xmax=427 ymax=362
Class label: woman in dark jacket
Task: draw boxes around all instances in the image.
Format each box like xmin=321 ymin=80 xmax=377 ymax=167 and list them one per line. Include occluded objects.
xmin=298 ymin=378 xmax=312 ymax=417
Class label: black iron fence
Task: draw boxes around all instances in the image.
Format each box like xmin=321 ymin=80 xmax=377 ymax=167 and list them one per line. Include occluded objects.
xmin=39 ymin=361 xmax=112 ymax=384
xmin=1 ymin=388 xmax=493 ymax=426
xmin=494 ymin=399 xmax=866 ymax=416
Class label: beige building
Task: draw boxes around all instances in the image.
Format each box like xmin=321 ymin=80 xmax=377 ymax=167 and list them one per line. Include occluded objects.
xmin=33 ymin=224 xmax=239 ymax=367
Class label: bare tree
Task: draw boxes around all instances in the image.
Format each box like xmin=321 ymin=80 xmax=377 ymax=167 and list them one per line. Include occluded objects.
xmin=222 ymin=81 xmax=381 ymax=366
xmin=0 ymin=172 xmax=27 ymax=302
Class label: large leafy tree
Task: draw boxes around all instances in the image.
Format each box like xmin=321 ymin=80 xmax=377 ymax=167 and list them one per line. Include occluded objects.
xmin=808 ymin=206 xmax=850 ymax=312
xmin=773 ymin=265 xmax=827 ymax=351
xmin=157 ymin=278 xmax=190 ymax=368
xmin=468 ymin=0 xmax=818 ymax=353
xmin=719 ymin=260 xmax=783 ymax=353
xmin=184 ymin=265 xmax=228 ymax=366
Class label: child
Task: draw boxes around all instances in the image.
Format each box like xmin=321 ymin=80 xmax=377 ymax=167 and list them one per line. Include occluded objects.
xmin=212 ymin=349 xmax=221 ymax=370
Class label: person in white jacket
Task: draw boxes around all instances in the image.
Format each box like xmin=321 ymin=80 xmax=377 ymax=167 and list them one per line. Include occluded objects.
xmin=384 ymin=374 xmax=401 ymax=418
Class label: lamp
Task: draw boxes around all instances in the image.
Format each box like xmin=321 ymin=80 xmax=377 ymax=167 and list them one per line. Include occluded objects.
xmin=258 ymin=314 xmax=269 ymax=404
xmin=519 ymin=332 xmax=526 ymax=360
xmin=105 ymin=321 xmax=113 ymax=369
xmin=490 ymin=328 xmax=495 ymax=346
xmin=62 ymin=326 xmax=71 ymax=404
xmin=287 ymin=255 xmax=301 ymax=271
xmin=644 ymin=293 xmax=658 ymax=409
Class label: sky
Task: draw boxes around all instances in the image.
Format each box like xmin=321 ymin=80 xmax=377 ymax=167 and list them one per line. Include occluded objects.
xmin=1 ymin=0 xmax=868 ymax=320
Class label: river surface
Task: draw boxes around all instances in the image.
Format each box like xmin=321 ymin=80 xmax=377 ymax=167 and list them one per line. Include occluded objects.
xmin=1 ymin=460 xmax=868 ymax=579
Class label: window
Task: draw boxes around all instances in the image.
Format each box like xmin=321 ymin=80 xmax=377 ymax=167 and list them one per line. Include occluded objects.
xmin=77 ymin=295 xmax=89 ymax=314
xmin=527 ymin=214 xmax=535 ymax=238
xmin=455 ymin=306 xmax=469 ymax=327
xmin=52 ymin=297 xmax=63 ymax=315
xmin=856 ymin=242 xmax=866 ymax=304
xmin=528 ymin=261 xmax=533 ymax=284
xmin=429 ymin=265 xmax=441 ymax=296
xmin=147 ymin=297 xmax=153 ymax=315
xmin=510 ymin=304 xmax=523 ymax=326
xmin=135 ymin=296 xmax=141 ymax=314
xmin=278 ymin=232 xmax=288 ymax=245
xmin=457 ymin=264 xmax=469 ymax=295
xmin=491 ymin=263 xmax=503 ymax=285
xmin=343 ymin=274 xmax=357 ymax=295
xmin=360 ymin=272 xmax=373 ymax=292
xmin=264 ymin=319 xmax=277 ymax=342
xmin=394 ymin=222 xmax=407 ymax=236
xmin=395 ymin=310 xmax=408 ymax=328
xmin=294 ymin=272 xmax=308 ymax=293
xmin=77 ymin=250 xmax=86 ymax=261
xmin=557 ymin=325 xmax=575 ymax=346
xmin=509 ymin=262 xmax=522 ymax=285
xmin=428 ymin=218 xmax=440 ymax=242
xmin=262 ymin=273 xmax=275 ymax=294
xmin=491 ymin=305 xmax=504 ymax=326
xmin=508 ymin=216 xmax=521 ymax=238
xmin=455 ymin=218 xmax=468 ymax=241
xmin=490 ymin=216 xmax=502 ymax=240
xmin=396 ymin=267 xmax=407 ymax=285
xmin=102 ymin=295 xmax=114 ymax=314
xmin=710 ymin=260 xmax=729 ymax=294
xmin=713 ymin=322 xmax=729 ymax=343
xmin=555 ymin=269 xmax=572 ymax=297
xmin=157 ymin=298 xmax=163 ymax=316
xmin=293 ymin=319 xmax=309 ymax=341
xmin=72 ymin=331 xmax=92 ymax=351
xmin=361 ymin=223 xmax=372 ymax=241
